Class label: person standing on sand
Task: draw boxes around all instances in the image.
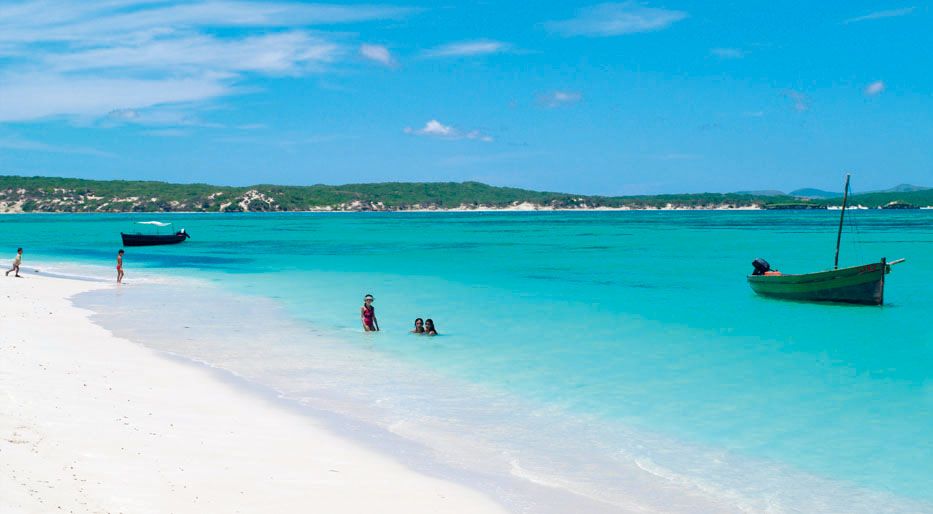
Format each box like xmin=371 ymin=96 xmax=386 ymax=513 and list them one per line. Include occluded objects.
xmin=361 ymin=294 xmax=379 ymax=332
xmin=5 ymin=248 xmax=22 ymax=277
xmin=116 ymin=249 xmax=125 ymax=283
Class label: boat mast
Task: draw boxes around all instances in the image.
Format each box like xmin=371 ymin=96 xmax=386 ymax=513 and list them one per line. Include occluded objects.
xmin=834 ymin=174 xmax=851 ymax=269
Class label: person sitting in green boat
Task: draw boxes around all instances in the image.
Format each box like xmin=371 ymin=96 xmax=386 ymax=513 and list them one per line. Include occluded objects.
xmin=751 ymin=258 xmax=781 ymax=276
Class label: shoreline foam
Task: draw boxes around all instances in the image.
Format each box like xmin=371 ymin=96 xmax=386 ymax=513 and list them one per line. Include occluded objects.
xmin=67 ymin=263 xmax=933 ymax=514
xmin=0 ymin=274 xmax=510 ymax=514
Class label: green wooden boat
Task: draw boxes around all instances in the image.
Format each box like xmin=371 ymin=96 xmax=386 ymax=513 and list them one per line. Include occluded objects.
xmin=747 ymin=175 xmax=905 ymax=306
xmin=747 ymin=258 xmax=902 ymax=305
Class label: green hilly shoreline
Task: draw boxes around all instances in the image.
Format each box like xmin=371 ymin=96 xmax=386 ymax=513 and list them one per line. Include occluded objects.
xmin=0 ymin=175 xmax=930 ymax=213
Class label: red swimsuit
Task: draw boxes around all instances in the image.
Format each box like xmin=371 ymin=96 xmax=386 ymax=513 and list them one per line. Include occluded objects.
xmin=362 ymin=305 xmax=375 ymax=329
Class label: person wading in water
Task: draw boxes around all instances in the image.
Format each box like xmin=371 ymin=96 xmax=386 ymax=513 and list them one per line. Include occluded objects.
xmin=361 ymin=294 xmax=379 ymax=332
xmin=116 ymin=249 xmax=125 ymax=283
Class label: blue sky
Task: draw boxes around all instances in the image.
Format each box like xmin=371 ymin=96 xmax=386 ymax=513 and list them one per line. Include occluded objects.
xmin=0 ymin=1 xmax=930 ymax=195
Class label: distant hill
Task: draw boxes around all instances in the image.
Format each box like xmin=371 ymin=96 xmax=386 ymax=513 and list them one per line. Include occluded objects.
xmin=736 ymin=190 xmax=785 ymax=196
xmin=872 ymin=184 xmax=931 ymax=193
xmin=0 ymin=175 xmax=929 ymax=212
xmin=789 ymin=188 xmax=842 ymax=199
xmin=0 ymin=175 xmax=801 ymax=212
xmin=789 ymin=184 xmax=931 ymax=198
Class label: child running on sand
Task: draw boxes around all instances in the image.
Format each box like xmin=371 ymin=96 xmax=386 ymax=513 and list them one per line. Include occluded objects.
xmin=5 ymin=248 xmax=22 ymax=278
xmin=361 ymin=294 xmax=379 ymax=332
xmin=116 ymin=249 xmax=125 ymax=283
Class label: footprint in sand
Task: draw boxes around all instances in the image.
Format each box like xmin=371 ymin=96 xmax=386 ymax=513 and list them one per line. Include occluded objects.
xmin=4 ymin=424 xmax=45 ymax=453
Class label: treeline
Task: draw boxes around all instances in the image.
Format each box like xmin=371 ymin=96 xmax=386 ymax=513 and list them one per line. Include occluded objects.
xmin=0 ymin=175 xmax=929 ymax=212
xmin=825 ymin=189 xmax=933 ymax=208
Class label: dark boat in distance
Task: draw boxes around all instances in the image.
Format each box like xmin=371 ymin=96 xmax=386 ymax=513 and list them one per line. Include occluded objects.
xmin=121 ymin=221 xmax=190 ymax=247
xmin=747 ymin=174 xmax=905 ymax=306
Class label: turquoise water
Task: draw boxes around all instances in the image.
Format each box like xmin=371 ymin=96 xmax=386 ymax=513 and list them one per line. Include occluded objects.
xmin=2 ymin=211 xmax=931 ymax=512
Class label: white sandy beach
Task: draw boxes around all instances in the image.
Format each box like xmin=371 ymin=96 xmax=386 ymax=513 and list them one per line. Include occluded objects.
xmin=0 ymin=274 xmax=508 ymax=514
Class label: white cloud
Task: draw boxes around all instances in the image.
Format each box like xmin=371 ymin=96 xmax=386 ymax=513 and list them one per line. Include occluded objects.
xmin=539 ymin=91 xmax=582 ymax=108
xmin=107 ymin=109 xmax=142 ymax=122
xmin=359 ymin=44 xmax=395 ymax=66
xmin=44 ymin=32 xmax=340 ymax=75
xmin=102 ymin=106 xmax=225 ymax=128
xmin=865 ymin=81 xmax=885 ymax=96
xmin=468 ymin=132 xmax=494 ymax=143
xmin=546 ymin=2 xmax=687 ymax=37
xmin=844 ymin=7 xmax=915 ymax=24
xmin=0 ymin=135 xmax=114 ymax=157
xmin=404 ymin=120 xmax=493 ymax=142
xmin=711 ymin=47 xmax=746 ymax=59
xmin=410 ymin=120 xmax=455 ymax=137
xmin=0 ymin=75 xmax=230 ymax=122
xmin=0 ymin=1 xmax=413 ymax=45
xmin=0 ymin=1 xmax=411 ymax=123
xmin=782 ymin=90 xmax=808 ymax=112
xmin=423 ymin=40 xmax=509 ymax=58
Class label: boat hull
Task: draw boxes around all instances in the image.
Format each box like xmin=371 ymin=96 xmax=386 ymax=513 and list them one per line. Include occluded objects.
xmin=121 ymin=233 xmax=188 ymax=247
xmin=747 ymin=260 xmax=888 ymax=305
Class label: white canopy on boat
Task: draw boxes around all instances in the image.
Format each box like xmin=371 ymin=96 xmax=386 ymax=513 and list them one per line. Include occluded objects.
xmin=137 ymin=221 xmax=172 ymax=227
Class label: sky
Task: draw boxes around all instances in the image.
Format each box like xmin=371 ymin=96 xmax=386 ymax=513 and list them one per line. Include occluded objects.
xmin=0 ymin=1 xmax=931 ymax=195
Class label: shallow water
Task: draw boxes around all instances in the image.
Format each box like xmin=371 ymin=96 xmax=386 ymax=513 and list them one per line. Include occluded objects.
xmin=4 ymin=211 xmax=931 ymax=512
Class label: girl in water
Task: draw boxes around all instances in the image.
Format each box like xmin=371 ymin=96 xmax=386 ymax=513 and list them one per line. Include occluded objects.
xmin=361 ymin=294 xmax=379 ymax=332
xmin=411 ymin=318 xmax=425 ymax=334
xmin=424 ymin=319 xmax=438 ymax=336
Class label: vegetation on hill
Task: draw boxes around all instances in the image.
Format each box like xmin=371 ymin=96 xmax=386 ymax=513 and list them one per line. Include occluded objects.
xmin=789 ymin=188 xmax=842 ymax=199
xmin=875 ymin=184 xmax=931 ymax=193
xmin=829 ymin=189 xmax=933 ymax=208
xmin=0 ymin=175 xmax=929 ymax=213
